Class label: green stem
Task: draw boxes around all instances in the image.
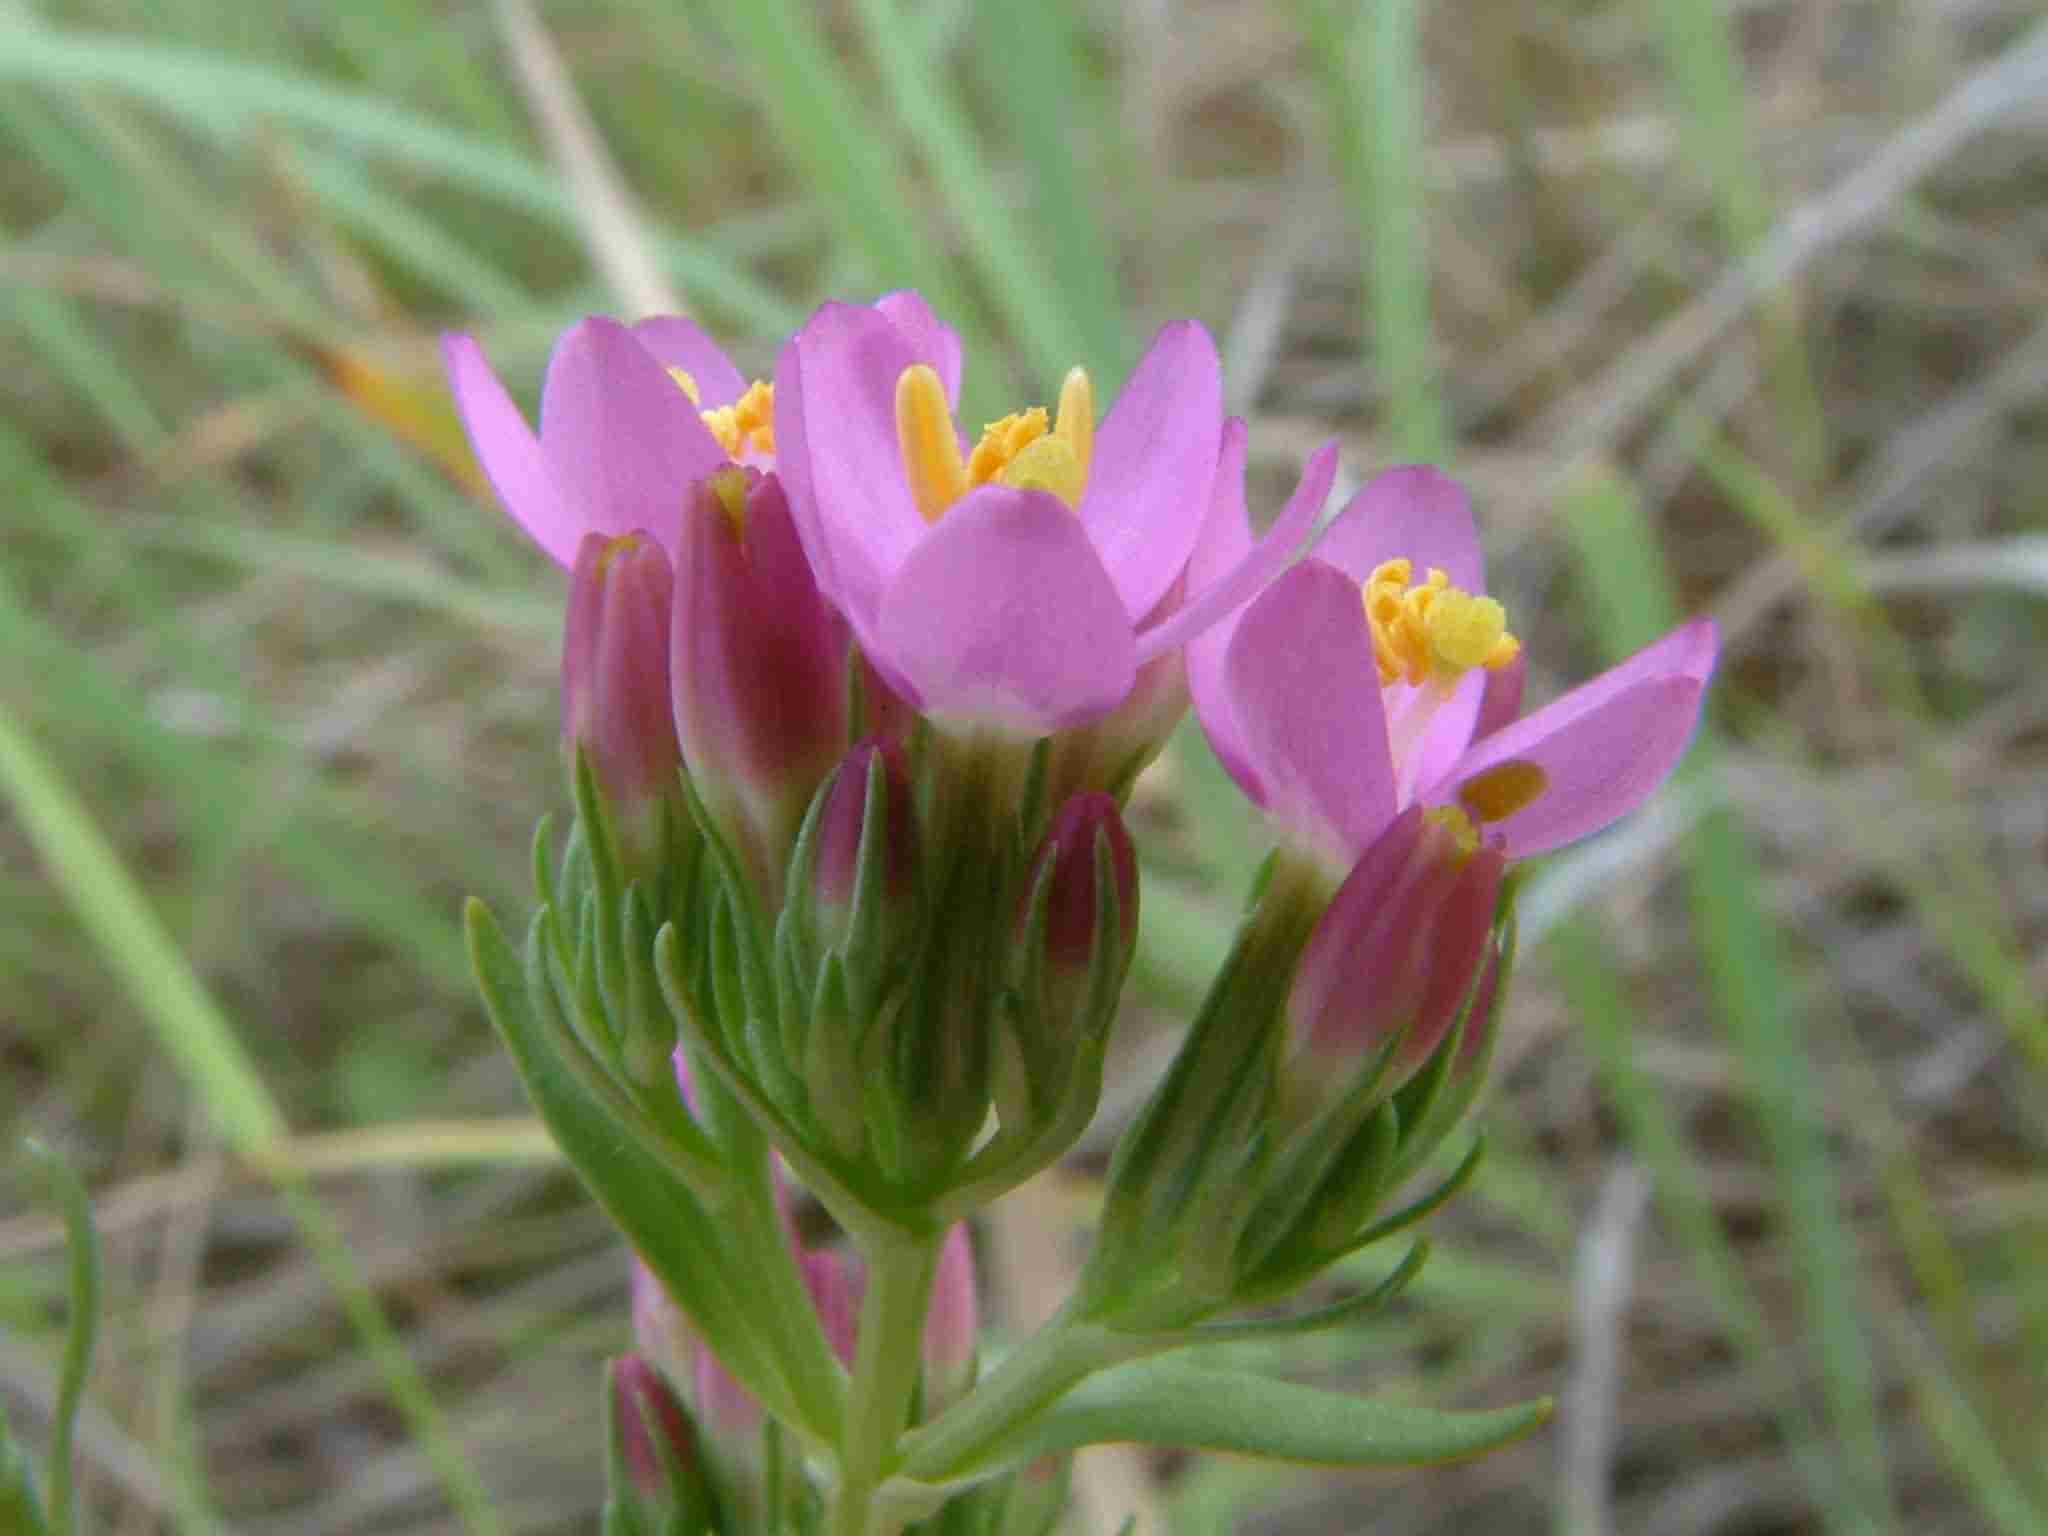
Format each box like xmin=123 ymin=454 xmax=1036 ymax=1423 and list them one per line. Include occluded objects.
xmin=828 ymin=1232 xmax=940 ymax=1536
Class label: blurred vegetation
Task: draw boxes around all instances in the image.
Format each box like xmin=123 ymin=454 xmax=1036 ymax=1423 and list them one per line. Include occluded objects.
xmin=2 ymin=1 xmax=2045 ymax=1532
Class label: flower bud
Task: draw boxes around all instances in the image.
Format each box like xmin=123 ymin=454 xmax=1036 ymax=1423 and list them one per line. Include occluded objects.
xmin=807 ymin=736 xmax=919 ymax=958
xmin=1283 ymin=806 xmax=1504 ymax=1121
xmin=671 ymin=467 xmax=852 ymax=905
xmin=1024 ymin=793 xmax=1138 ymax=998
xmin=562 ymin=531 xmax=682 ymax=880
xmin=606 ymin=1354 xmax=712 ymax=1531
xmin=923 ymin=1223 xmax=980 ymax=1413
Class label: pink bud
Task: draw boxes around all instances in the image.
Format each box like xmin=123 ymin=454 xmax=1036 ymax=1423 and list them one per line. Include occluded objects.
xmin=630 ymin=1260 xmax=696 ymax=1392
xmin=1025 ymin=793 xmax=1138 ymax=977
xmin=923 ymin=1223 xmax=979 ymax=1412
xmin=670 ymin=467 xmax=855 ymax=903
xmin=562 ymin=531 xmax=682 ymax=877
xmin=611 ymin=1353 xmax=701 ymax=1498
xmin=1285 ymin=807 xmax=1504 ymax=1105
xmin=810 ymin=736 xmax=919 ymax=947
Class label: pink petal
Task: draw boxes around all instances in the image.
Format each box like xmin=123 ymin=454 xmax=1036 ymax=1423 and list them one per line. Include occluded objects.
xmin=774 ymin=303 xmax=932 ymax=646
xmin=1315 ymin=465 xmax=1485 ymax=592
xmin=875 ymin=289 xmax=963 ymax=408
xmin=539 ymin=317 xmax=727 ymax=557
xmin=1223 ymin=561 xmax=1398 ymax=863
xmin=630 ymin=315 xmax=749 ymax=407
xmin=875 ymin=487 xmax=1137 ymax=734
xmin=442 ymin=332 xmax=570 ymax=565
xmin=1183 ymin=421 xmax=1260 ymax=799
xmin=1428 ymin=617 xmax=1719 ymax=857
xmin=1135 ymin=437 xmax=1336 ymax=667
xmin=1404 ymin=666 xmax=1486 ymax=797
xmin=1472 ymin=653 xmax=1526 ymax=742
xmin=1078 ymin=320 xmax=1224 ymax=622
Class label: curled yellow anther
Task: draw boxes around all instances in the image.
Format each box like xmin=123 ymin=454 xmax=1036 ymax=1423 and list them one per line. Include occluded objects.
xmin=667 ymin=367 xmax=703 ymax=405
xmin=968 ymin=408 xmax=1050 ymax=487
xmin=700 ymin=379 xmax=776 ymax=458
xmin=896 ymin=364 xmax=969 ymax=523
xmin=1364 ymin=559 xmax=1521 ymax=690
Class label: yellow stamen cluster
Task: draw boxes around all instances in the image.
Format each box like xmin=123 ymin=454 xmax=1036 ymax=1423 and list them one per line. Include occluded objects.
xmin=1364 ymin=558 xmax=1521 ymax=690
xmin=700 ymin=380 xmax=776 ymax=458
xmin=896 ymin=364 xmax=1094 ymax=523
xmin=667 ymin=368 xmax=775 ymax=457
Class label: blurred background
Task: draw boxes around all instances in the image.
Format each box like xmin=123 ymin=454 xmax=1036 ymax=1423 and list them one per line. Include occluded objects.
xmin=3 ymin=1 xmax=2045 ymax=1531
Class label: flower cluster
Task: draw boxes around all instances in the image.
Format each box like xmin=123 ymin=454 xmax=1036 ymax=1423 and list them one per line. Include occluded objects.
xmin=453 ymin=292 xmax=1716 ymax=1535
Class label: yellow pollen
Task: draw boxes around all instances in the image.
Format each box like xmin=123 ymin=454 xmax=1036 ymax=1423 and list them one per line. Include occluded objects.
xmin=1423 ymin=805 xmax=1481 ymax=862
xmin=700 ymin=379 xmax=776 ymax=458
xmin=1456 ymin=759 xmax=1549 ymax=824
xmin=895 ymin=363 xmax=1096 ymax=522
xmin=1363 ymin=558 xmax=1521 ymax=690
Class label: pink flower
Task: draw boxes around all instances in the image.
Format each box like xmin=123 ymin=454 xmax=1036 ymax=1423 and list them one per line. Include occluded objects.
xmin=774 ymin=292 xmax=1335 ymax=735
xmin=1192 ymin=466 xmax=1718 ymax=870
xmin=442 ymin=316 xmax=774 ymax=566
xmin=561 ymin=531 xmax=682 ymax=878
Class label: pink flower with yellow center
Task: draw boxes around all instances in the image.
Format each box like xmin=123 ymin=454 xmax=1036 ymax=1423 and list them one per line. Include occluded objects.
xmin=1193 ymin=466 xmax=1715 ymax=1094
xmin=1192 ymin=465 xmax=1718 ymax=870
xmin=442 ymin=315 xmax=777 ymax=566
xmin=774 ymin=294 xmax=1334 ymax=735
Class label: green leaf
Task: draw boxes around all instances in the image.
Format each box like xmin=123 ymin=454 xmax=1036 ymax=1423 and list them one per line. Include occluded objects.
xmin=992 ymin=1358 xmax=1548 ymax=1471
xmin=465 ymin=899 xmax=798 ymax=1434
xmin=17 ymin=1142 xmax=99 ymax=1536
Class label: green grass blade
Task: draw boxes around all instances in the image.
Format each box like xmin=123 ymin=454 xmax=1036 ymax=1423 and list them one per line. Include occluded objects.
xmin=851 ymin=0 xmax=1092 ymax=386
xmin=0 ymin=707 xmax=504 ymax=1535
xmin=712 ymin=1 xmax=980 ymax=347
xmin=1562 ymin=464 xmax=1889 ymax=1530
xmin=1294 ymin=0 xmax=1448 ymax=463
xmin=16 ymin=1141 xmax=101 ymax=1536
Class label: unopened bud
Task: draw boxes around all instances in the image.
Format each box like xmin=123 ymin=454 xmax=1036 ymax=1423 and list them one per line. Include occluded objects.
xmin=1023 ymin=793 xmax=1138 ymax=999
xmin=562 ymin=531 xmax=682 ymax=879
xmin=923 ymin=1223 xmax=980 ymax=1413
xmin=1283 ymin=806 xmax=1504 ymax=1121
xmin=630 ymin=1260 xmax=694 ymax=1394
xmin=671 ymin=467 xmax=851 ymax=904
xmin=807 ymin=736 xmax=919 ymax=958
xmin=606 ymin=1354 xmax=711 ymax=1530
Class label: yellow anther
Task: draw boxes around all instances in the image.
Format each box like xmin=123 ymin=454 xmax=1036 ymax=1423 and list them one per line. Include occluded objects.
xmin=1423 ymin=804 xmax=1481 ymax=862
xmin=667 ymin=367 xmax=703 ymax=405
xmin=700 ymin=379 xmax=776 ymax=459
xmin=896 ymin=364 xmax=970 ymax=523
xmin=898 ymin=363 xmax=1097 ymax=519
xmin=1054 ymin=366 xmax=1094 ymax=478
xmin=967 ymin=408 xmax=1049 ymax=486
xmin=1364 ymin=559 xmax=1521 ymax=690
xmin=1456 ymin=759 xmax=1549 ymax=824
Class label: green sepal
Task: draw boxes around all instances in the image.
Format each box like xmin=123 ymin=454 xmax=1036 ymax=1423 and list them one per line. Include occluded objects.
xmin=963 ymin=1359 xmax=1549 ymax=1477
xmin=1183 ymin=1239 xmax=1430 ymax=1344
xmin=468 ymin=898 xmax=819 ymax=1443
